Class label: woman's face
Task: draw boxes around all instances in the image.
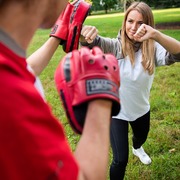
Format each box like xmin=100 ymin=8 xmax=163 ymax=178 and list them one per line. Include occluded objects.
xmin=125 ymin=10 xmax=144 ymax=41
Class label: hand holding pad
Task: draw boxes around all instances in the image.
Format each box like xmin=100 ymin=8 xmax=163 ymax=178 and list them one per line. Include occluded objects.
xmin=54 ymin=47 xmax=121 ymax=134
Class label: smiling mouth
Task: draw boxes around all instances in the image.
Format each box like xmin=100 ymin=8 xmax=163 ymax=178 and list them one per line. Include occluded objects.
xmin=129 ymin=31 xmax=136 ymax=35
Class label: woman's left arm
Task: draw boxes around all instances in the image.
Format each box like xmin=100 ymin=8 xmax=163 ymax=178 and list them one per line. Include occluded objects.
xmin=134 ymin=24 xmax=180 ymax=54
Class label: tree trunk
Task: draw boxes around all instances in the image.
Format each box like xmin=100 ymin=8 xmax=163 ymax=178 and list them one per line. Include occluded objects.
xmin=123 ymin=0 xmax=127 ymax=12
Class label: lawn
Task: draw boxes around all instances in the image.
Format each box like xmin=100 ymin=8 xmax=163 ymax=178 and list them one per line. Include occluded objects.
xmin=28 ymin=8 xmax=180 ymax=180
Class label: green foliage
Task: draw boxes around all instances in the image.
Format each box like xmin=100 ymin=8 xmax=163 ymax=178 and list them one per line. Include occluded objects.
xmin=91 ymin=0 xmax=180 ymax=12
xmin=90 ymin=0 xmax=119 ymax=13
xmin=28 ymin=8 xmax=180 ymax=180
xmin=143 ymin=0 xmax=180 ymax=8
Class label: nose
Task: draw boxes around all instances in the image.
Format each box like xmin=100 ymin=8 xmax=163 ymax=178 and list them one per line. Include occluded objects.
xmin=131 ymin=23 xmax=138 ymax=31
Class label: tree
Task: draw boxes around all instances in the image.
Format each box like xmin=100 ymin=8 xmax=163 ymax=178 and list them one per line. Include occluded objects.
xmin=139 ymin=0 xmax=180 ymax=8
xmin=91 ymin=0 xmax=102 ymax=11
xmin=119 ymin=0 xmax=135 ymax=11
xmin=101 ymin=0 xmax=118 ymax=13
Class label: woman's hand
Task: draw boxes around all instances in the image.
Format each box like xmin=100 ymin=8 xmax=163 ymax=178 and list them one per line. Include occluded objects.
xmin=133 ymin=24 xmax=180 ymax=54
xmin=133 ymin=24 xmax=156 ymax=42
xmin=80 ymin=25 xmax=98 ymax=43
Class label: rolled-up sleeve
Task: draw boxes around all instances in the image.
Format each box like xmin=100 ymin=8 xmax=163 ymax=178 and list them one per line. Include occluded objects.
xmin=155 ymin=42 xmax=180 ymax=66
xmin=80 ymin=35 xmax=121 ymax=58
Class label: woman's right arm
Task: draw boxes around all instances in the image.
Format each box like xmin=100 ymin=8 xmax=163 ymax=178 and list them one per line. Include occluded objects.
xmin=80 ymin=25 xmax=121 ymax=56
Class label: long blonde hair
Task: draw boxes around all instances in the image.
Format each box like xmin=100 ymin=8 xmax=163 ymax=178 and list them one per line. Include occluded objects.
xmin=121 ymin=2 xmax=155 ymax=75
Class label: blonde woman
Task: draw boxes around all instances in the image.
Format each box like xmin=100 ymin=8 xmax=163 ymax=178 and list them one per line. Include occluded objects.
xmin=80 ymin=1 xmax=180 ymax=179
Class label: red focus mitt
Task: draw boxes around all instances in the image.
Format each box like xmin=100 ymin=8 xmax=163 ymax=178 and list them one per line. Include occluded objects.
xmin=50 ymin=0 xmax=91 ymax=52
xmin=63 ymin=0 xmax=91 ymax=53
xmin=54 ymin=47 xmax=121 ymax=134
xmin=50 ymin=2 xmax=73 ymax=45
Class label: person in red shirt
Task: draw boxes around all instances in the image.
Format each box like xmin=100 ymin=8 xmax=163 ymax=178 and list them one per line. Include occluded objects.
xmin=0 ymin=0 xmax=120 ymax=179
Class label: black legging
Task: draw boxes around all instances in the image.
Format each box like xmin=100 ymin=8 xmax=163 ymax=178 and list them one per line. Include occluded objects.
xmin=110 ymin=111 xmax=150 ymax=180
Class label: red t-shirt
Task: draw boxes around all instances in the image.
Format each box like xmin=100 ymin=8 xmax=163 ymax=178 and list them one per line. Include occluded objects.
xmin=0 ymin=42 xmax=79 ymax=179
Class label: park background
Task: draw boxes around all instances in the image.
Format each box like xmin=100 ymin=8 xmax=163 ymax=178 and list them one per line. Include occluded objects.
xmin=28 ymin=1 xmax=180 ymax=179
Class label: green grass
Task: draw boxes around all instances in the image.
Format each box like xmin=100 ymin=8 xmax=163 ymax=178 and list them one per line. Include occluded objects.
xmin=28 ymin=8 xmax=180 ymax=180
xmin=84 ymin=8 xmax=180 ymax=38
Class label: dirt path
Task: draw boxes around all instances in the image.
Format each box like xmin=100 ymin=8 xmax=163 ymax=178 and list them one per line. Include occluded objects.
xmin=155 ymin=22 xmax=180 ymax=29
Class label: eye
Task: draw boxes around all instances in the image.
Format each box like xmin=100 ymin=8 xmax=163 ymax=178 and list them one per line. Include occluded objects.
xmin=127 ymin=19 xmax=133 ymax=23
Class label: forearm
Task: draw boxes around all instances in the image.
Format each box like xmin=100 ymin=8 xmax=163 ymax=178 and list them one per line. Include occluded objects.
xmin=27 ymin=37 xmax=60 ymax=76
xmin=153 ymin=30 xmax=180 ymax=54
xmin=75 ymin=99 xmax=112 ymax=180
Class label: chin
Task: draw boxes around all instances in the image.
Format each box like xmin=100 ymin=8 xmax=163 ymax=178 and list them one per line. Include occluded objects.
xmin=127 ymin=35 xmax=134 ymax=40
xmin=40 ymin=24 xmax=53 ymax=29
xmin=40 ymin=18 xmax=57 ymax=29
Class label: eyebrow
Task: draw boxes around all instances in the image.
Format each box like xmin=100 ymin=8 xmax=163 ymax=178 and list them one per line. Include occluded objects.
xmin=127 ymin=17 xmax=143 ymax=23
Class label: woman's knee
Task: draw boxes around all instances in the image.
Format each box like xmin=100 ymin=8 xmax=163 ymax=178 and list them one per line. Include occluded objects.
xmin=111 ymin=159 xmax=128 ymax=169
